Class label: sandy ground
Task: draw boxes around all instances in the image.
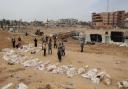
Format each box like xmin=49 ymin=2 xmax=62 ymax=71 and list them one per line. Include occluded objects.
xmin=0 ymin=29 xmax=128 ymax=89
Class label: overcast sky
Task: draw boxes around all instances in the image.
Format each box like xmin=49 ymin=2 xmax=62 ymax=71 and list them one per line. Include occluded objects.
xmin=0 ymin=0 xmax=128 ymax=21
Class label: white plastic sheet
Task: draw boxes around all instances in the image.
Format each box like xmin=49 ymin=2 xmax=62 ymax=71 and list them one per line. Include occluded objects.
xmin=81 ymin=69 xmax=109 ymax=85
xmin=16 ymin=83 xmax=28 ymax=89
xmin=2 ymin=83 xmax=13 ymax=89
xmin=118 ymin=80 xmax=128 ymax=89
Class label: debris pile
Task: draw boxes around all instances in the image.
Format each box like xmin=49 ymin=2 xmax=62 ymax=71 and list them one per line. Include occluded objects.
xmin=78 ymin=67 xmax=87 ymax=74
xmin=118 ymin=80 xmax=128 ymax=89
xmin=114 ymin=43 xmax=128 ymax=47
xmin=23 ymin=59 xmax=40 ymax=68
xmin=2 ymin=48 xmax=78 ymax=77
xmin=119 ymin=43 xmax=128 ymax=47
xmin=2 ymin=48 xmax=27 ymax=64
xmin=18 ymin=44 xmax=42 ymax=54
xmin=61 ymin=82 xmax=75 ymax=89
xmin=1 ymin=44 xmax=112 ymax=87
xmin=2 ymin=82 xmax=27 ymax=89
xmin=16 ymin=82 xmax=28 ymax=89
xmin=2 ymin=83 xmax=13 ymax=89
xmin=81 ymin=69 xmax=112 ymax=85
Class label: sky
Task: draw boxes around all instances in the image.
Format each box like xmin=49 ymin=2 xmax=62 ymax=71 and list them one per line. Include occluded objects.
xmin=0 ymin=0 xmax=128 ymax=22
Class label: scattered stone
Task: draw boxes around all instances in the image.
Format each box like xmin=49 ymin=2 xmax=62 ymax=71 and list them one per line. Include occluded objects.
xmin=118 ymin=80 xmax=128 ymax=89
xmin=66 ymin=67 xmax=77 ymax=77
xmin=103 ymin=74 xmax=112 ymax=85
xmin=61 ymin=82 xmax=75 ymax=89
xmin=16 ymin=82 xmax=28 ymax=89
xmin=2 ymin=83 xmax=13 ymax=89
xmin=31 ymin=51 xmax=36 ymax=54
xmin=119 ymin=43 xmax=128 ymax=47
xmin=82 ymin=69 xmax=111 ymax=85
xmin=44 ymin=84 xmax=52 ymax=89
xmin=1 ymin=44 xmax=112 ymax=87
xmin=78 ymin=67 xmax=87 ymax=74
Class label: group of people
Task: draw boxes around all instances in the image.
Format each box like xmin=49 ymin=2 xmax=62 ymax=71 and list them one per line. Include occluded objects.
xmin=11 ymin=36 xmax=22 ymax=49
xmin=34 ymin=35 xmax=65 ymax=62
xmin=11 ymin=34 xmax=85 ymax=63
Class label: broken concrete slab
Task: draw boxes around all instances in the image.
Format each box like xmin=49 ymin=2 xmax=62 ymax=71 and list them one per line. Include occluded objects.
xmin=61 ymin=82 xmax=75 ymax=89
xmin=78 ymin=67 xmax=87 ymax=74
xmin=16 ymin=82 xmax=28 ymax=89
xmin=118 ymin=80 xmax=128 ymax=89
xmin=81 ymin=69 xmax=111 ymax=85
xmin=2 ymin=83 xmax=13 ymax=89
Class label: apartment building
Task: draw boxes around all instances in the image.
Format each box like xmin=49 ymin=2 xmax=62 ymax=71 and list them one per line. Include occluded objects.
xmin=58 ymin=19 xmax=78 ymax=26
xmin=92 ymin=11 xmax=128 ymax=29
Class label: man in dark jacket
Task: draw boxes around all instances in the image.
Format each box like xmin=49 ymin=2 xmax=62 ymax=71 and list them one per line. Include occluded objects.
xmin=61 ymin=42 xmax=65 ymax=56
xmin=48 ymin=39 xmax=52 ymax=55
xmin=57 ymin=47 xmax=62 ymax=62
xmin=34 ymin=38 xmax=38 ymax=47
xmin=12 ymin=37 xmax=16 ymax=48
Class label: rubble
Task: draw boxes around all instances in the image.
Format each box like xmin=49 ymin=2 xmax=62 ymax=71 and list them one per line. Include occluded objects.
xmin=78 ymin=67 xmax=87 ymax=74
xmin=103 ymin=77 xmax=112 ymax=86
xmin=61 ymin=82 xmax=75 ymax=89
xmin=2 ymin=49 xmax=27 ymax=64
xmin=1 ymin=44 xmax=112 ymax=86
xmin=118 ymin=80 xmax=128 ymax=89
xmin=114 ymin=42 xmax=128 ymax=47
xmin=23 ymin=59 xmax=40 ymax=67
xmin=46 ymin=64 xmax=57 ymax=72
xmin=2 ymin=47 xmax=79 ymax=78
xmin=18 ymin=44 xmax=34 ymax=53
xmin=18 ymin=44 xmax=42 ymax=54
xmin=43 ymin=84 xmax=52 ymax=89
xmin=66 ymin=67 xmax=77 ymax=77
xmin=16 ymin=82 xmax=28 ymax=89
xmin=81 ymin=69 xmax=98 ymax=79
xmin=81 ymin=69 xmax=100 ymax=84
xmin=119 ymin=43 xmax=128 ymax=47
xmin=36 ymin=61 xmax=50 ymax=71
xmin=2 ymin=83 xmax=13 ymax=89
xmin=81 ymin=69 xmax=111 ymax=85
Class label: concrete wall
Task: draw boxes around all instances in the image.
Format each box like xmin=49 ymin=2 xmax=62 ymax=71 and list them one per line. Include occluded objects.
xmin=78 ymin=29 xmax=128 ymax=44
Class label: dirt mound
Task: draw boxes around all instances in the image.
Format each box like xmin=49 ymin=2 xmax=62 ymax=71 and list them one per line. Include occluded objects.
xmin=0 ymin=30 xmax=12 ymax=49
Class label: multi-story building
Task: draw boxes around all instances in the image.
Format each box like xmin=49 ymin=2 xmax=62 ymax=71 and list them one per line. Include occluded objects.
xmin=92 ymin=11 xmax=128 ymax=29
xmin=31 ymin=21 xmax=44 ymax=26
xmin=45 ymin=20 xmax=59 ymax=27
xmin=124 ymin=18 xmax=128 ymax=28
xmin=58 ymin=19 xmax=78 ymax=26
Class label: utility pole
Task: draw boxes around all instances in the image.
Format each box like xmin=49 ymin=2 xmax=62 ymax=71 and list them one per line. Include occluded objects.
xmin=107 ymin=0 xmax=109 ymax=12
xmin=107 ymin=0 xmax=110 ymax=26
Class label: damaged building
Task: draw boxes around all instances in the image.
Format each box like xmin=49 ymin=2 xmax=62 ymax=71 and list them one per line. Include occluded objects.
xmin=74 ymin=29 xmax=128 ymax=44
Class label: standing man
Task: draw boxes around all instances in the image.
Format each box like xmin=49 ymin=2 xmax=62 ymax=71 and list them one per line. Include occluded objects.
xmin=16 ymin=36 xmax=22 ymax=48
xmin=57 ymin=47 xmax=62 ymax=62
xmin=80 ymin=38 xmax=85 ymax=52
xmin=25 ymin=32 xmax=28 ymax=36
xmin=48 ymin=38 xmax=52 ymax=55
xmin=46 ymin=36 xmax=49 ymax=43
xmin=53 ymin=36 xmax=57 ymax=48
xmin=43 ymin=43 xmax=47 ymax=56
xmin=34 ymin=38 xmax=38 ymax=47
xmin=12 ymin=37 xmax=16 ymax=48
xmin=62 ymin=42 xmax=65 ymax=56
